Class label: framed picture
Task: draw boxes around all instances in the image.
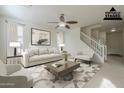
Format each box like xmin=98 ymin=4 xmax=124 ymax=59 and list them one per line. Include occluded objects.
xmin=31 ymin=28 xmax=51 ymax=46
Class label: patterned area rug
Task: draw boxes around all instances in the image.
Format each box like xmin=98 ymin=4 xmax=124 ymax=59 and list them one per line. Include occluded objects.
xmin=26 ymin=61 xmax=101 ymax=88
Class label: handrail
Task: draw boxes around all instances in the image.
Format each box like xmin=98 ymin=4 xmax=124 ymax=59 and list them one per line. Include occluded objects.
xmin=80 ymin=32 xmax=103 ymax=47
xmin=80 ymin=32 xmax=107 ymax=61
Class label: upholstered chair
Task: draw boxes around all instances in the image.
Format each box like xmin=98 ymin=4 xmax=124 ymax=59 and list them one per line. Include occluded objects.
xmin=0 ymin=60 xmax=33 ymax=88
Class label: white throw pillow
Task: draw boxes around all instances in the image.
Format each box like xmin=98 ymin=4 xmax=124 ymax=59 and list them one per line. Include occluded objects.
xmin=48 ymin=48 xmax=60 ymax=54
xmin=54 ymin=48 xmax=60 ymax=54
xmin=39 ymin=48 xmax=49 ymax=55
xmin=48 ymin=48 xmax=55 ymax=54
xmin=28 ymin=48 xmax=39 ymax=57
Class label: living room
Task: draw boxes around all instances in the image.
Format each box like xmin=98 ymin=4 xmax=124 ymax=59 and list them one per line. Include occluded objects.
xmin=0 ymin=5 xmax=124 ymax=88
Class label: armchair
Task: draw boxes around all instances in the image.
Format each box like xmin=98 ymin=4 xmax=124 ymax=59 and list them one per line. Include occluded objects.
xmin=74 ymin=51 xmax=94 ymax=66
xmin=0 ymin=60 xmax=33 ymax=88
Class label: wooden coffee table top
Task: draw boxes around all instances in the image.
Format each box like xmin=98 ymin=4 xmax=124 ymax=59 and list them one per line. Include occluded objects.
xmin=45 ymin=61 xmax=80 ymax=77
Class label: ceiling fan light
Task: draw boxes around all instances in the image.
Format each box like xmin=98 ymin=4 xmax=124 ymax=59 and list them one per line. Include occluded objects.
xmin=59 ymin=22 xmax=66 ymax=27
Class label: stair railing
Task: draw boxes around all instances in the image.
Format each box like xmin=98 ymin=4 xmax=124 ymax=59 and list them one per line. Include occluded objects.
xmin=80 ymin=32 xmax=107 ymax=61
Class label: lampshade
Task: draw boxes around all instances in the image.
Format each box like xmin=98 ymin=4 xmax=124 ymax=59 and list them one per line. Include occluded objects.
xmin=59 ymin=43 xmax=65 ymax=47
xmin=9 ymin=42 xmax=20 ymax=48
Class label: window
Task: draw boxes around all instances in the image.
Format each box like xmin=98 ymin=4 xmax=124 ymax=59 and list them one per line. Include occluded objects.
xmin=17 ymin=24 xmax=24 ymax=54
xmin=57 ymin=31 xmax=64 ymax=49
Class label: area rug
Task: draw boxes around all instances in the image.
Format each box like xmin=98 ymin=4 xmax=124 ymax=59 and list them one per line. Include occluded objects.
xmin=26 ymin=61 xmax=101 ymax=88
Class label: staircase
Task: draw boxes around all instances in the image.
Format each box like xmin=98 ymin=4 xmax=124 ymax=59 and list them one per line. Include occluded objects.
xmin=80 ymin=31 xmax=107 ymax=62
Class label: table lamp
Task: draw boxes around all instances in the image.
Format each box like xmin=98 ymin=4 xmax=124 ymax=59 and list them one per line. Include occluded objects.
xmin=59 ymin=43 xmax=64 ymax=51
xmin=9 ymin=42 xmax=20 ymax=56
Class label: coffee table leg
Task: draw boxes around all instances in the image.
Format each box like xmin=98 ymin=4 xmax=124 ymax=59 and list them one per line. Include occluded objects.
xmin=63 ymin=72 xmax=73 ymax=81
xmin=52 ymin=76 xmax=59 ymax=83
xmin=89 ymin=61 xmax=91 ymax=66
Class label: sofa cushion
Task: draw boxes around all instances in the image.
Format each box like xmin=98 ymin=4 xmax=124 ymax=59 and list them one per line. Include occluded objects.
xmin=29 ymin=54 xmax=62 ymax=62
xmin=39 ymin=48 xmax=49 ymax=55
xmin=28 ymin=48 xmax=39 ymax=57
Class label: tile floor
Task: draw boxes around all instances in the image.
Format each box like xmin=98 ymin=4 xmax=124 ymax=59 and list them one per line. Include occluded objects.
xmin=84 ymin=56 xmax=124 ymax=88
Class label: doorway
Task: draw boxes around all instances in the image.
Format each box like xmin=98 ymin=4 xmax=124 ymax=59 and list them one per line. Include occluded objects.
xmin=106 ymin=31 xmax=123 ymax=57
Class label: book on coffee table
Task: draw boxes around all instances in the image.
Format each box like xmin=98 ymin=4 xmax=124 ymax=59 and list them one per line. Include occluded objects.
xmin=52 ymin=63 xmax=63 ymax=68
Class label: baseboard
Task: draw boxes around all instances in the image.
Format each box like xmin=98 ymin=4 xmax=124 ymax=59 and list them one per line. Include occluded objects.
xmin=107 ymin=54 xmax=123 ymax=57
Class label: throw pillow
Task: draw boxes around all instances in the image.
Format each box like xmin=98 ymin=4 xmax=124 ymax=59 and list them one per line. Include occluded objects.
xmin=28 ymin=48 xmax=39 ymax=57
xmin=54 ymin=48 xmax=60 ymax=54
xmin=48 ymin=48 xmax=55 ymax=54
xmin=39 ymin=48 xmax=49 ymax=55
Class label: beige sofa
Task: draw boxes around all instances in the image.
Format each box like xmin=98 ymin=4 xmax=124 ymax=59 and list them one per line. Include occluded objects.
xmin=22 ymin=47 xmax=64 ymax=67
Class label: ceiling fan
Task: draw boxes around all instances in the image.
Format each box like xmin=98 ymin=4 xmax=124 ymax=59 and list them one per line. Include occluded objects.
xmin=48 ymin=14 xmax=78 ymax=29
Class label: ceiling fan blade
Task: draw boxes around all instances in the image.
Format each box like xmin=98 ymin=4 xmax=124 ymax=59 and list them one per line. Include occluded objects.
xmin=66 ymin=21 xmax=78 ymax=24
xmin=65 ymin=24 xmax=70 ymax=29
xmin=48 ymin=22 xmax=59 ymax=23
xmin=60 ymin=14 xmax=65 ymax=22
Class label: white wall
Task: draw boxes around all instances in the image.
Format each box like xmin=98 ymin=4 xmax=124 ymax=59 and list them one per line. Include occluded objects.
xmin=64 ymin=27 xmax=93 ymax=56
xmin=64 ymin=27 xmax=104 ymax=63
xmin=81 ymin=24 xmax=102 ymax=37
xmin=123 ymin=29 xmax=124 ymax=60
xmin=0 ymin=16 xmax=57 ymax=61
xmin=81 ymin=26 xmax=91 ymax=37
xmin=23 ymin=23 xmax=57 ymax=50
xmin=3 ymin=17 xmax=57 ymax=53
xmin=81 ymin=24 xmax=106 ymax=45
xmin=99 ymin=31 xmax=106 ymax=44
xmin=91 ymin=29 xmax=106 ymax=44
xmin=107 ymin=31 xmax=123 ymax=56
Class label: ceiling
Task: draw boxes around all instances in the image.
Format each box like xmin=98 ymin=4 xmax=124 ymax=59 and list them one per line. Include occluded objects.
xmin=0 ymin=5 xmax=124 ymax=29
